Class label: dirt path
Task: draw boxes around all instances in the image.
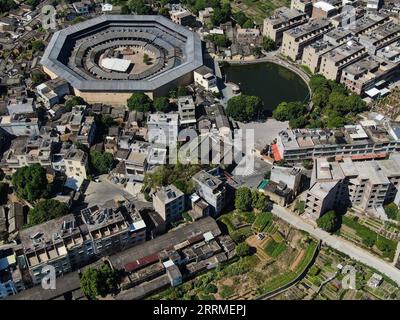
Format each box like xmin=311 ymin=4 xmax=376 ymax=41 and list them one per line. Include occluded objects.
xmin=290 ymin=250 xmax=305 ymax=272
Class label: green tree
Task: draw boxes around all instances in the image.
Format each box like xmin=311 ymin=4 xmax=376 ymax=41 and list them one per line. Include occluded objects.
xmin=90 ymin=151 xmax=114 ymax=174
xmin=273 ymin=101 xmax=307 ymax=122
xmin=153 ymin=97 xmax=170 ymax=112
xmin=205 ymin=34 xmax=231 ymax=48
xmin=12 ymin=164 xmax=49 ymax=202
xmin=235 ymin=187 xmax=252 ymax=211
xmin=65 ymin=96 xmax=86 ymax=111
xmin=127 ymin=0 xmax=151 ymax=14
xmin=204 ymin=283 xmax=218 ymax=294
xmin=302 ymin=160 xmax=313 ymax=170
xmin=211 ymin=2 xmax=231 ymax=26
xmin=316 ymin=210 xmax=340 ymax=233
xmin=251 ymin=190 xmax=259 ymax=208
xmin=254 ymin=194 xmax=269 ymax=212
xmin=28 ymin=199 xmax=68 ymax=226
xmin=309 ymin=75 xmax=329 ymax=93
xmin=289 ymin=115 xmax=307 ymax=128
xmin=158 ymin=7 xmax=169 ymax=17
xmin=127 ymin=93 xmax=153 ymax=112
xmin=0 ymin=0 xmax=17 ymax=14
xmin=242 ymin=20 xmax=253 ymax=29
xmin=143 ymin=53 xmax=150 ymax=64
xmin=31 ymin=72 xmax=46 ymax=85
xmin=31 ymin=40 xmax=45 ymax=52
xmin=384 ymin=203 xmax=399 ymax=220
xmin=236 ymin=242 xmax=251 ymax=257
xmin=233 ymin=11 xmax=248 ymax=26
xmin=72 ymin=16 xmax=85 ymax=24
xmin=262 ymin=36 xmax=276 ymax=52
xmin=226 ymin=94 xmax=263 ymax=122
xmin=80 ymin=265 xmax=118 ymax=299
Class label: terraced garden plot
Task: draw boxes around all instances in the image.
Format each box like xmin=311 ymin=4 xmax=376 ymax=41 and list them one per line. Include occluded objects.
xmin=231 ymin=0 xmax=291 ymax=25
xmin=263 ymin=238 xmax=287 ymax=258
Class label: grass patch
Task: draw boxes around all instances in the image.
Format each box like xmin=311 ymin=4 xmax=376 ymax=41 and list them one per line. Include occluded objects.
xmin=342 ymin=216 xmax=397 ymax=260
xmin=219 ymin=285 xmax=235 ymax=298
xmin=252 ymin=212 xmax=273 ymax=232
xmin=264 ymin=239 xmax=287 ymax=258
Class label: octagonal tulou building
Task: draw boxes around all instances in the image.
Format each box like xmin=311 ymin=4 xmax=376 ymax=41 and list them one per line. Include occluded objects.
xmin=40 ymin=15 xmax=204 ymax=106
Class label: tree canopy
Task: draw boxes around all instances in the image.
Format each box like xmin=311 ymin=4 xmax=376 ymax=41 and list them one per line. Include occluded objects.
xmin=153 ymin=97 xmax=170 ymax=112
xmin=126 ymin=0 xmax=151 ymax=14
xmin=236 ymin=242 xmax=252 ymax=257
xmin=205 ymin=34 xmax=231 ymax=48
xmin=384 ymin=203 xmax=399 ymax=221
xmin=262 ymin=36 xmax=276 ymax=52
xmin=90 ymin=151 xmax=114 ymax=175
xmin=273 ymin=101 xmax=307 ymax=123
xmin=28 ymin=199 xmax=69 ymax=226
xmin=226 ymin=94 xmax=263 ymax=122
xmin=80 ymin=265 xmax=118 ymax=299
xmin=235 ymin=187 xmax=253 ymax=211
xmin=127 ymin=93 xmax=153 ymax=112
xmin=31 ymin=40 xmax=45 ymax=53
xmin=273 ymin=75 xmax=367 ymax=129
xmin=0 ymin=0 xmax=17 ymax=14
xmin=316 ymin=210 xmax=340 ymax=233
xmin=210 ymin=2 xmax=231 ymax=26
xmin=65 ymin=96 xmax=86 ymax=111
xmin=12 ymin=164 xmax=49 ymax=202
xmin=31 ymin=72 xmax=47 ymax=85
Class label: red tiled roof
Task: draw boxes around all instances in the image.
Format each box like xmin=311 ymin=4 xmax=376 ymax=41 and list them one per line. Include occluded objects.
xmin=124 ymin=253 xmax=160 ymax=273
xmin=271 ymin=144 xmax=283 ymax=161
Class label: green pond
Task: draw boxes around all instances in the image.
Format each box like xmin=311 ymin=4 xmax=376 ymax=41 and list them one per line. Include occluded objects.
xmin=224 ymin=62 xmax=309 ymax=116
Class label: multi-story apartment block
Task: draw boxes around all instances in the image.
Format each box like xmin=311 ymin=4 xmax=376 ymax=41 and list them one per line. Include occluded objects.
xmin=74 ymin=116 xmax=96 ymax=147
xmin=169 ymin=8 xmax=195 ymax=26
xmin=281 ymin=19 xmax=333 ymax=61
xmin=0 ymin=247 xmax=25 ymax=299
xmin=312 ymin=1 xmax=339 ymax=20
xmin=81 ymin=202 xmax=146 ymax=256
xmin=263 ymin=7 xmax=308 ymax=44
xmin=153 ymin=185 xmax=185 ymax=224
xmin=64 ymin=148 xmax=88 ymax=180
xmin=304 ymin=154 xmax=400 ymax=219
xmin=36 ymin=78 xmax=70 ymax=108
xmin=177 ymin=96 xmax=196 ymax=127
xmin=291 ymin=0 xmax=313 ymax=16
xmin=302 ymin=39 xmax=336 ymax=73
xmin=340 ymin=55 xmax=399 ymax=94
xmin=147 ymin=113 xmax=179 ymax=146
xmin=323 ymin=27 xmax=353 ymax=45
xmin=1 ymin=135 xmax=53 ymax=172
xmin=192 ymin=171 xmax=226 ymax=215
xmin=376 ymin=41 xmax=400 ymax=63
xmin=125 ymin=150 xmax=148 ymax=182
xmin=19 ymin=214 xmax=93 ymax=285
xmin=359 ymin=21 xmax=400 ymax=54
xmin=0 ymin=114 xmax=39 ymax=137
xmin=193 ymin=66 xmax=217 ymax=92
xmin=319 ymin=38 xmax=367 ymax=81
xmin=347 ymin=13 xmax=389 ymax=36
xmin=275 ymin=121 xmax=400 ymax=162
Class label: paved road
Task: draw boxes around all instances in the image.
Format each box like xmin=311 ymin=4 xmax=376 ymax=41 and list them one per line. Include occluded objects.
xmin=271 ymin=204 xmax=400 ymax=286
